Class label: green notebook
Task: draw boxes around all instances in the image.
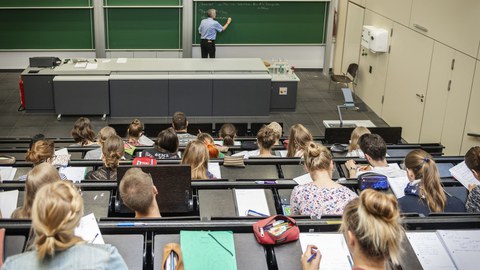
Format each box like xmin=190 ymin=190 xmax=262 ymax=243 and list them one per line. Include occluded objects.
xmin=180 ymin=231 xmax=237 ymax=270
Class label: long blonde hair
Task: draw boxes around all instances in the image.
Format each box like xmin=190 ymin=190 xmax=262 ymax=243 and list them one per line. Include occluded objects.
xmin=340 ymin=189 xmax=404 ymax=266
xmin=32 ymin=181 xmax=84 ymax=260
xmin=181 ymin=140 xmax=210 ymax=180
xmin=287 ymin=124 xmax=313 ymax=157
xmin=404 ymin=149 xmax=446 ymax=212
xmin=13 ymin=163 xmax=61 ymax=219
xmin=348 ymin=127 xmax=371 ymax=152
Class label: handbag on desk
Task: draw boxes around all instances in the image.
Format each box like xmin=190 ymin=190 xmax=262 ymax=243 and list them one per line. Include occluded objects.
xmin=161 ymin=243 xmax=184 ymax=270
xmin=253 ymin=215 xmax=299 ymax=245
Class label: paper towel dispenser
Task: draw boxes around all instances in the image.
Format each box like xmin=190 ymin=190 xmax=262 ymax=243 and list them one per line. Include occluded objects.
xmin=361 ymin=26 xmax=388 ymax=53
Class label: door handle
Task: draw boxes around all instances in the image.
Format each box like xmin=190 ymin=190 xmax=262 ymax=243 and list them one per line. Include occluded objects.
xmin=416 ymin=93 xmax=425 ymax=102
xmin=467 ymin=133 xmax=480 ymax=138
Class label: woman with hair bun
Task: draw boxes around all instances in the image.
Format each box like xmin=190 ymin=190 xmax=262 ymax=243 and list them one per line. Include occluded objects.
xmin=218 ymin=123 xmax=237 ymax=147
xmin=290 ymin=142 xmax=357 ymax=217
xmin=465 ymin=146 xmax=480 ymax=212
xmin=303 ymin=189 xmax=405 ymax=270
xmin=399 ymin=149 xmax=464 ymax=215
xmin=2 ymin=181 xmax=127 ymax=269
xmin=85 ymin=135 xmax=124 ymax=181
xmin=256 ymin=125 xmax=277 ymax=157
xmin=127 ymin=118 xmax=144 ymax=146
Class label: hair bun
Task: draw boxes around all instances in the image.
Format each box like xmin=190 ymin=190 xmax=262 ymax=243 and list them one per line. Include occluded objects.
xmin=360 ymin=189 xmax=399 ymax=223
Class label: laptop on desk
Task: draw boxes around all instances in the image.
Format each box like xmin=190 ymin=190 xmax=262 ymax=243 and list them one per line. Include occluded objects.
xmin=116 ymin=165 xmax=193 ymax=214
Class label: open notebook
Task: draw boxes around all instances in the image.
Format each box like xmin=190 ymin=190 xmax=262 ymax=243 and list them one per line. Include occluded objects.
xmin=406 ymin=230 xmax=480 ymax=270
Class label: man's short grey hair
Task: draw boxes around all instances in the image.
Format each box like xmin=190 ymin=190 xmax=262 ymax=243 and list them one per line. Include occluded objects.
xmin=207 ymin=9 xmax=216 ymax=18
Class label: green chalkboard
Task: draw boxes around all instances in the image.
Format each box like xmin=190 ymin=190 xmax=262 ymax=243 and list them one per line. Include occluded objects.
xmin=194 ymin=1 xmax=328 ymax=44
xmin=106 ymin=8 xmax=182 ymax=49
xmin=0 ymin=9 xmax=93 ymax=49
xmin=104 ymin=0 xmax=181 ymax=6
xmin=0 ymin=0 xmax=90 ymax=7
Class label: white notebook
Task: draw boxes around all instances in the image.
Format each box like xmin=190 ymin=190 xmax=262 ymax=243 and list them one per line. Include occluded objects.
xmin=449 ymin=161 xmax=478 ymax=189
xmin=234 ymin=189 xmax=270 ymax=217
xmin=299 ymin=233 xmax=352 ymax=270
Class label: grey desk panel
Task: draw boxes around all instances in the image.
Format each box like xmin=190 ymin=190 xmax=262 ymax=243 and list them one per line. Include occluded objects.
xmin=110 ymin=79 xmax=169 ymax=117
xmin=278 ymin=189 xmax=293 ymax=206
xmin=444 ymin=186 xmax=468 ymax=204
xmin=274 ymin=240 xmax=302 ymax=270
xmin=199 ymin=189 xmax=237 ymax=218
xmin=5 ymin=235 xmax=26 ymax=257
xmin=53 ymin=76 xmax=109 ymax=115
xmin=154 ymin=233 xmax=268 ymax=270
xmin=270 ymin=81 xmax=298 ymax=111
xmin=153 ymin=234 xmax=180 ymax=270
xmin=22 ymin=75 xmax=55 ymax=111
xmin=220 ymin=165 xmax=279 ymax=180
xmin=233 ymin=233 xmax=269 ymax=270
xmin=103 ymin=234 xmax=144 ymax=270
xmin=82 ymin=190 xmax=111 ymax=218
xmin=168 ymin=79 xmax=213 ymax=116
xmin=212 ymin=79 xmax=271 ymax=116
xmin=281 ymin=164 xmax=340 ymax=180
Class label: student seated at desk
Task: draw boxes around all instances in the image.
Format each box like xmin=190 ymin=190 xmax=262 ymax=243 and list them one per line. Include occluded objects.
xmin=12 ymin=163 xmax=61 ymax=219
xmin=70 ymin=117 xmax=96 ymax=147
xmin=2 ymin=181 xmax=127 ymax=269
xmin=18 ymin=138 xmax=67 ymax=181
xmin=290 ymin=143 xmax=357 ymax=218
xmin=346 ymin=126 xmax=371 ymax=158
xmin=286 ymin=124 xmax=313 ymax=158
xmin=197 ymin=132 xmax=224 ymax=158
xmin=84 ymin=126 xmax=117 ymax=160
xmin=302 ymin=189 xmax=404 ymax=270
xmin=267 ymin=121 xmax=283 ymax=146
xmin=140 ymin=127 xmax=179 ymax=159
xmin=255 ymin=125 xmax=276 ymax=157
xmin=119 ymin=168 xmax=161 ymax=218
xmin=399 ymin=150 xmax=465 ymax=215
xmin=86 ymin=135 xmax=124 ymax=181
xmin=181 ymin=140 xmax=215 ymax=180
xmin=219 ymin=123 xmax=237 ymax=147
xmin=172 ymin=111 xmax=197 ymax=146
xmin=126 ymin=119 xmax=145 ymax=146
xmin=345 ymin=134 xmax=405 ymax=178
xmin=465 ymin=146 xmax=480 ymax=213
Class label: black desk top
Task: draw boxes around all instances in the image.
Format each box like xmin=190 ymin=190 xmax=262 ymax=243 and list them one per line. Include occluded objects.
xmin=220 ymin=165 xmax=279 ymax=180
xmin=103 ymin=234 xmax=144 ymax=270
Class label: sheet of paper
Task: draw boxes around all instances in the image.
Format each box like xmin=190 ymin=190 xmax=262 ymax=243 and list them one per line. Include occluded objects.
xmin=181 ymin=230 xmax=237 ymax=270
xmin=437 ymin=230 xmax=480 ymax=270
xmin=0 ymin=167 xmax=17 ymax=181
xmin=85 ymin=63 xmax=98 ymax=70
xmin=116 ymin=58 xmax=127 ymax=63
xmin=138 ymin=135 xmax=154 ymax=146
xmin=232 ymin=150 xmax=260 ymax=159
xmin=208 ymin=162 xmax=222 ymax=179
xmin=74 ymin=62 xmax=87 ymax=68
xmin=299 ymin=233 xmax=352 ymax=270
xmin=101 ymin=59 xmax=111 ymax=63
xmin=0 ymin=190 xmax=19 ymax=218
xmin=58 ymin=167 xmax=87 ymax=183
xmin=55 ymin=148 xmax=69 ymax=156
xmin=449 ymin=161 xmax=478 ymax=189
xmin=406 ymin=232 xmax=457 ymax=270
xmin=293 ymin=173 xmax=313 ymax=185
xmin=387 ymin=176 xmax=410 ymax=198
xmin=75 ymin=213 xmax=104 ymax=244
xmin=278 ymin=150 xmax=288 ymax=157
xmin=234 ymin=189 xmax=270 ymax=216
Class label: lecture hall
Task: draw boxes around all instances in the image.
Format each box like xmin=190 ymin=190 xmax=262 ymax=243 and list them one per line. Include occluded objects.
xmin=0 ymin=0 xmax=479 ymax=269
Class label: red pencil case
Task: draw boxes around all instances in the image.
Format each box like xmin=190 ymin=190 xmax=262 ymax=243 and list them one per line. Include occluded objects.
xmin=253 ymin=215 xmax=299 ymax=245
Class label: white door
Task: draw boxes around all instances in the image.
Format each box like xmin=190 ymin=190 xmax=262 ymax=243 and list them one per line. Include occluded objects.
xmin=460 ymin=60 xmax=480 ymax=155
xmin=382 ymin=23 xmax=434 ymax=143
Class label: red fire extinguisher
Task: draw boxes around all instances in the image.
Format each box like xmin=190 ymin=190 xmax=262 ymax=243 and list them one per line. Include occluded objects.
xmin=18 ymin=76 xmax=25 ymax=111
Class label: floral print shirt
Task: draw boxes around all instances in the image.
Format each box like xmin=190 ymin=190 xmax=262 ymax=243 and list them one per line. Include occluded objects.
xmin=290 ymin=183 xmax=358 ymax=217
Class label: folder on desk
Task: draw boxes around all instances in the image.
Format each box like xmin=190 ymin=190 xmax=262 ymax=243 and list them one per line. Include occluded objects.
xmin=234 ymin=189 xmax=270 ymax=217
xmin=180 ymin=230 xmax=237 ymax=270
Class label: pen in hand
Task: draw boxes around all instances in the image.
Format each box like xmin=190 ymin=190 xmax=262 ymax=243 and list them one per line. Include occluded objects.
xmin=307 ymin=248 xmax=318 ymax=263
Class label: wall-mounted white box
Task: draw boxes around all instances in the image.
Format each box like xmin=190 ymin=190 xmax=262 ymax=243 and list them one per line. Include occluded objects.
xmin=361 ymin=25 xmax=388 ymax=53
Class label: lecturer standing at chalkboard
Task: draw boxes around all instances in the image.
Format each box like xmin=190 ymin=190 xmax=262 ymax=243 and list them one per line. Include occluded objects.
xmin=198 ymin=9 xmax=232 ymax=58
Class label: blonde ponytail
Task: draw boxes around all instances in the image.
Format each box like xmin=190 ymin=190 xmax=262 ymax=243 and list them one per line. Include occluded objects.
xmin=404 ymin=149 xmax=446 ymax=212
xmin=341 ymin=189 xmax=404 ymax=266
xmin=32 ymin=181 xmax=84 ymax=260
